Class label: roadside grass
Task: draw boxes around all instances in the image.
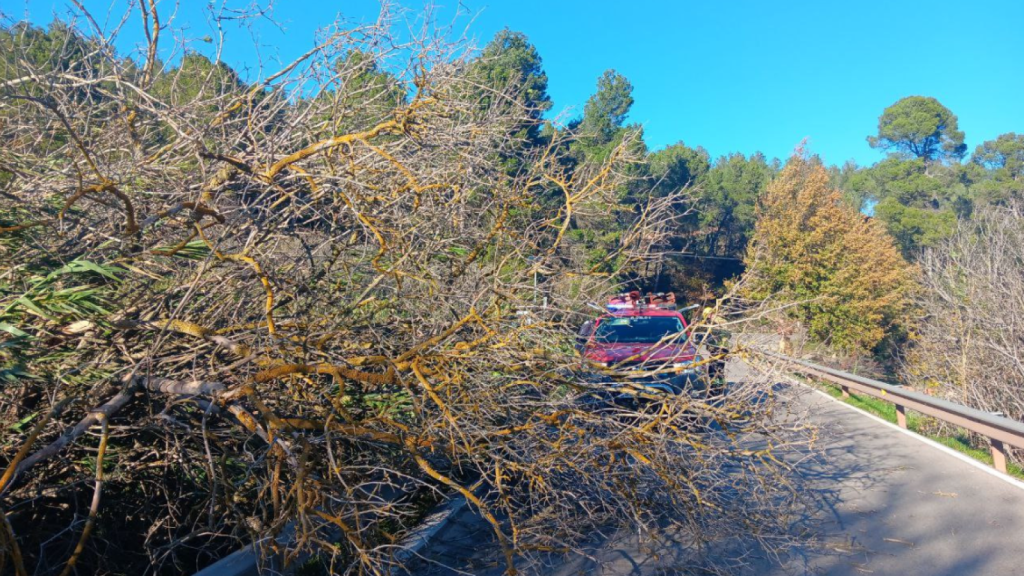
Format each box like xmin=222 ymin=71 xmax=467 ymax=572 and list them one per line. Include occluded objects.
xmin=811 ymin=379 xmax=1024 ymax=481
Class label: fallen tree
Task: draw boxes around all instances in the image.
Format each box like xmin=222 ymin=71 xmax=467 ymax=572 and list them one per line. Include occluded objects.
xmin=1 ymin=4 xmax=813 ymax=574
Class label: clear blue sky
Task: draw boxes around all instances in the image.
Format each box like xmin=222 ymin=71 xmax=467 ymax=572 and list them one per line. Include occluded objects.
xmin=13 ymin=0 xmax=1024 ymax=166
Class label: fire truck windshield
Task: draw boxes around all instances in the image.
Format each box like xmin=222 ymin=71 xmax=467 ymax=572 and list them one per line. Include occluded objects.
xmin=594 ymin=316 xmax=685 ymax=344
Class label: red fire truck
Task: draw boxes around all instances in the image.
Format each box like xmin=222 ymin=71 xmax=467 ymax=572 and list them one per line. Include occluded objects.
xmin=576 ymin=291 xmax=713 ymax=396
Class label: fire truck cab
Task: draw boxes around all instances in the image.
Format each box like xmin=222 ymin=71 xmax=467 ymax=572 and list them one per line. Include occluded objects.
xmin=578 ymin=292 xmax=706 ymax=396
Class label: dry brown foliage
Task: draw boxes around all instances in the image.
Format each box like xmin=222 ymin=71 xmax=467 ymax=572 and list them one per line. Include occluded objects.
xmin=903 ymin=202 xmax=1024 ymax=459
xmin=743 ymin=156 xmax=915 ymax=354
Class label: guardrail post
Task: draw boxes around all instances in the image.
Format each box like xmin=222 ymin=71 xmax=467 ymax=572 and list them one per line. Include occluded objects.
xmin=895 ymin=404 xmax=907 ymax=429
xmin=840 ymin=385 xmax=850 ymax=398
xmin=990 ymin=439 xmax=1009 ymax=474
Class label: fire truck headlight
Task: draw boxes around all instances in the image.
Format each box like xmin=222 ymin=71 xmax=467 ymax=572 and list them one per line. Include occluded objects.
xmin=672 ymin=360 xmax=698 ymax=374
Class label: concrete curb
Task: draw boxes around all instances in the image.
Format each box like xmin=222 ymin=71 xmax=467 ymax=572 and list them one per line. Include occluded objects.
xmin=192 ymin=545 xmax=264 ymax=576
xmin=194 ymin=485 xmax=481 ymax=576
xmin=388 ymin=491 xmax=471 ymax=574
xmin=193 ymin=525 xmax=297 ymax=576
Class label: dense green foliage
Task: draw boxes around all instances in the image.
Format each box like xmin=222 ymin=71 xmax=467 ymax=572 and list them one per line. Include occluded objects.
xmin=576 ymin=70 xmax=635 ymax=157
xmin=868 ymin=95 xmax=966 ymax=161
xmin=834 ymin=97 xmax=1020 ymax=259
xmin=968 ymin=132 xmax=1024 ymax=203
xmin=464 ymin=30 xmax=551 ymax=175
xmin=698 ymin=152 xmax=775 ymax=258
xmin=469 ymin=29 xmax=551 ymax=121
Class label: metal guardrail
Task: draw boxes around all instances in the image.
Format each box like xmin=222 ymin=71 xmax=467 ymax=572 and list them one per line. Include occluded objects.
xmin=763 ymin=350 xmax=1024 ymax=475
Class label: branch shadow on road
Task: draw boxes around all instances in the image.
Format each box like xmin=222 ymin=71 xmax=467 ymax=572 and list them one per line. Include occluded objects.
xmin=401 ymin=379 xmax=873 ymax=576
xmin=404 ymin=378 xmax=1024 ymax=575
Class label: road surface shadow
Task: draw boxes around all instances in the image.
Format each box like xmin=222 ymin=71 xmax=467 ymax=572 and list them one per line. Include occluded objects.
xmin=404 ymin=367 xmax=1024 ymax=575
xmin=403 ymin=381 xmax=869 ymax=575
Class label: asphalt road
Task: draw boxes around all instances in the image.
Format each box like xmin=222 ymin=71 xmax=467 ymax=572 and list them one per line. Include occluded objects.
xmin=407 ymin=361 xmax=1024 ymax=575
xmin=764 ymin=384 xmax=1024 ymax=575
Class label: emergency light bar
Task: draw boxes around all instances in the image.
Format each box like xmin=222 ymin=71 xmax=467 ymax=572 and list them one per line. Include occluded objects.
xmin=606 ymin=291 xmax=678 ymax=311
